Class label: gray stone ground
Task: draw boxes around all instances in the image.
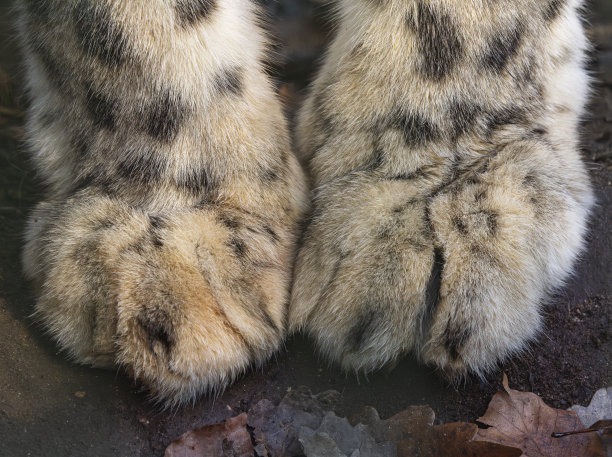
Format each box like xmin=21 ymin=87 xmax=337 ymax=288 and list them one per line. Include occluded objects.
xmin=0 ymin=1 xmax=610 ymax=456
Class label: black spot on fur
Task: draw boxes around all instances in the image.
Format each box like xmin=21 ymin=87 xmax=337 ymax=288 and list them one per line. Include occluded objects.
xmin=175 ymin=0 xmax=217 ymax=27
xmin=389 ymin=109 xmax=439 ymax=147
xmin=175 ymin=167 xmax=214 ymax=196
xmin=220 ymin=214 xmax=240 ymax=230
xmin=85 ymin=86 xmax=117 ymax=130
xmin=544 ymin=0 xmax=566 ymax=22
xmin=144 ymin=90 xmax=188 ymax=142
xmin=367 ymin=147 xmax=386 ymax=171
xmin=126 ymin=235 xmax=148 ymax=254
xmin=348 ymin=309 xmax=378 ymax=353
xmin=407 ymin=2 xmax=463 ymax=80
xmin=149 ymin=215 xmax=166 ymax=248
xmin=532 ymin=127 xmax=548 ymax=137
xmin=150 ymin=234 xmax=164 ymax=248
xmin=482 ymin=22 xmax=525 ymax=72
xmin=261 ymin=168 xmax=279 ymax=182
xmin=443 ymin=321 xmax=472 ymax=361
xmin=485 ymin=106 xmax=526 ymax=136
xmin=523 ymin=173 xmax=543 ymax=206
xmin=263 ymin=225 xmax=280 ymax=243
xmin=523 ymin=173 xmax=538 ymax=188
xmin=74 ymin=1 xmax=129 ymax=67
xmin=149 ymin=215 xmax=165 ymax=230
xmin=137 ymin=309 xmax=174 ymax=356
xmin=117 ymin=150 xmax=165 ymax=184
xmin=484 ymin=210 xmax=499 ymax=235
xmin=449 ymin=101 xmax=481 ymax=140
xmin=228 ymin=237 xmax=247 ymax=257
xmin=213 ymin=67 xmax=243 ymax=97
xmin=463 ymin=175 xmax=479 ymax=187
xmin=453 ymin=217 xmax=468 ymax=235
xmin=475 ymin=189 xmax=487 ymax=202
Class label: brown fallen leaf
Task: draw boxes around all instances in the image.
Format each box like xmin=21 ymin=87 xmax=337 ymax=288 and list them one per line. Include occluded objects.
xmin=164 ymin=413 xmax=253 ymax=457
xmin=352 ymin=404 xmax=522 ymax=457
xmin=552 ymin=421 xmax=612 ymax=457
xmin=552 ymin=420 xmax=612 ymax=438
xmin=475 ymin=374 xmax=606 ymax=457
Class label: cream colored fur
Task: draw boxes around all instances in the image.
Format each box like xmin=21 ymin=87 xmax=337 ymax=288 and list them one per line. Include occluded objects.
xmin=19 ymin=0 xmax=307 ymax=406
xmin=19 ymin=0 xmax=594 ymax=406
xmin=290 ymin=0 xmax=593 ymax=377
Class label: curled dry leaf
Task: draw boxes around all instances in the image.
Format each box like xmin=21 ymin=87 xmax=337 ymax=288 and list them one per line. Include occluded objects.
xmin=474 ymin=374 xmax=606 ymax=457
xmin=164 ymin=413 xmax=253 ymax=457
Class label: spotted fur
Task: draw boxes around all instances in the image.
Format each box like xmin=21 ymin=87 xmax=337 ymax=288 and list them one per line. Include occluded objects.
xmin=290 ymin=0 xmax=593 ymax=378
xmin=19 ymin=0 xmax=307 ymax=406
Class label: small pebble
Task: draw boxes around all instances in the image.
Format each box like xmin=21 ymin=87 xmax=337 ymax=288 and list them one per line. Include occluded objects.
xmin=74 ymin=391 xmax=86 ymax=398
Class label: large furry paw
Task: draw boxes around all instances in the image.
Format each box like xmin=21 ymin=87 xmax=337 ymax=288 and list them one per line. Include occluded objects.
xmin=24 ymin=191 xmax=297 ymax=406
xmin=289 ymin=141 xmax=592 ymax=378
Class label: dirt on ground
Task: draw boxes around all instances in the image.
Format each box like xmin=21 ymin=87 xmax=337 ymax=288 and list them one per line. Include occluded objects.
xmin=0 ymin=1 xmax=610 ymax=456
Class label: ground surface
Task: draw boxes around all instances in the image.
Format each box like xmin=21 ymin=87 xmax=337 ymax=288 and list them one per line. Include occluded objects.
xmin=0 ymin=2 xmax=610 ymax=456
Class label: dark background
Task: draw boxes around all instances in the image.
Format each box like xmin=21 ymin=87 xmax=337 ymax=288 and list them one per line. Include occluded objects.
xmin=0 ymin=1 xmax=610 ymax=456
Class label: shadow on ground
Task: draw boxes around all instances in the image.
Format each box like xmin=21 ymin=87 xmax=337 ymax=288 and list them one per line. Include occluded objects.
xmin=0 ymin=1 xmax=610 ymax=456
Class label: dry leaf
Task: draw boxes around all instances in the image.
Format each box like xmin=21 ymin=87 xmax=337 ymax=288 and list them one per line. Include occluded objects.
xmin=298 ymin=411 xmax=395 ymax=457
xmin=552 ymin=421 xmax=612 ymax=457
xmin=352 ymin=405 xmax=522 ymax=457
xmin=552 ymin=419 xmax=612 ymax=438
xmin=475 ymin=374 xmax=606 ymax=457
xmin=595 ymin=421 xmax=612 ymax=457
xmin=570 ymin=387 xmax=612 ymax=427
xmin=298 ymin=429 xmax=348 ymax=457
xmin=391 ymin=416 xmax=522 ymax=457
xmin=248 ymin=387 xmax=343 ymax=457
xmin=164 ymin=413 xmax=253 ymax=457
